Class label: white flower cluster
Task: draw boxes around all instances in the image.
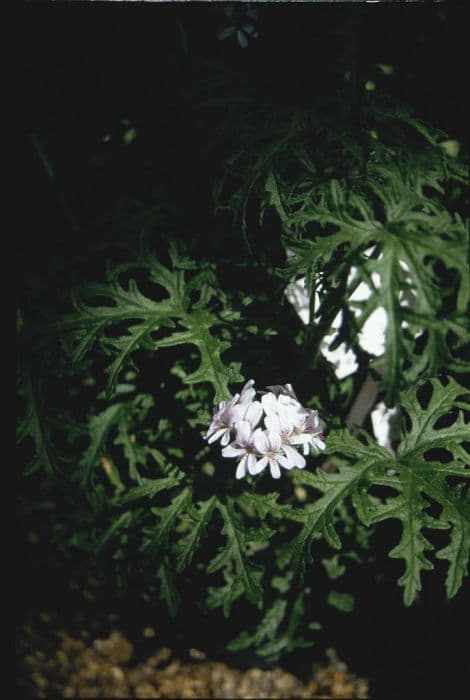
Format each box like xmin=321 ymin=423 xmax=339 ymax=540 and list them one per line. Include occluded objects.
xmin=205 ymin=380 xmax=325 ymax=480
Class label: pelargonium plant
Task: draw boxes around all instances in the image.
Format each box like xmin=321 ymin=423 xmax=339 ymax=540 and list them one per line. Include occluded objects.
xmin=18 ymin=81 xmax=469 ymax=664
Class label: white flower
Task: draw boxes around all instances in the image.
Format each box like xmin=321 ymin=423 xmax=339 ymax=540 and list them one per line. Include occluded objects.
xmin=221 ymin=397 xmax=263 ymax=479
xmin=205 ymin=378 xmax=325 ymax=480
xmin=239 ymin=378 xmax=256 ymax=406
xmin=261 ymin=389 xmax=325 ymax=456
xmin=205 ymin=393 xmax=245 ymax=446
xmin=261 ymin=389 xmax=303 ymax=416
xmin=204 ymin=379 xmax=260 ymax=448
xmin=251 ymin=428 xmax=306 ymax=480
xmin=290 ymin=409 xmax=326 ymax=455
xmin=221 ymin=420 xmax=258 ymax=480
xmin=264 ymin=400 xmax=303 ymax=443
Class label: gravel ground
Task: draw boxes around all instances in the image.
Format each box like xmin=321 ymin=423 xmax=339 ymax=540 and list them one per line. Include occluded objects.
xmin=17 ymin=612 xmax=369 ymax=698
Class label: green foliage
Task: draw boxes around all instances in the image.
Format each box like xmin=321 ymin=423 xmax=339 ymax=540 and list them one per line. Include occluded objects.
xmin=62 ymin=242 xmax=243 ymax=404
xmin=207 ymin=499 xmax=265 ymax=605
xmin=216 ymin=100 xmax=469 ymax=402
xmin=17 ymin=372 xmax=55 ymax=475
xmin=228 ymin=591 xmax=316 ymax=662
xmin=312 ymin=377 xmax=470 ymax=606
xmin=18 ymin=87 xmax=469 ymax=665
xmin=176 ymin=496 xmax=217 ymax=573
xmin=328 ymin=591 xmax=355 ymax=613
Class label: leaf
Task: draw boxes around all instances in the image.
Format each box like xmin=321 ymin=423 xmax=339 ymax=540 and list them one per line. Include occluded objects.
xmin=325 ymin=377 xmax=470 ymax=603
xmin=94 ymin=511 xmax=133 ymax=555
xmin=322 ymin=555 xmax=346 ymax=581
xmin=176 ymin=496 xmax=217 ymax=572
xmin=146 ymin=487 xmax=192 ymax=557
xmin=237 ymin=491 xmax=302 ymax=521
xmin=17 ymin=372 xmax=55 ymax=475
xmin=116 ymin=477 xmax=182 ymax=505
xmin=227 ymin=598 xmax=287 ymax=652
xmin=436 ymin=485 xmax=470 ymax=598
xmin=328 ymin=591 xmax=355 ymax=613
xmin=207 ymin=499 xmax=263 ymax=605
xmin=157 ymin=560 xmax=180 ymax=617
xmin=80 ymin=404 xmax=124 ymax=483
xmin=61 ymin=247 xmax=244 ymax=403
xmin=219 ymin=101 xmax=468 ymax=401
xmin=290 ymin=450 xmax=382 ymax=577
xmin=206 ymin=570 xmax=246 ymax=618
xmin=265 ymin=170 xmax=288 ymax=224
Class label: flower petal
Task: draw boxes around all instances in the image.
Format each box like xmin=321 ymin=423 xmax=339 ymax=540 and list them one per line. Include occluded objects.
xmin=231 ymin=403 xmax=247 ymax=422
xmin=221 ymin=444 xmax=246 ymax=458
xmin=313 ymin=437 xmax=326 ymax=451
xmin=253 ymin=428 xmax=269 ymax=454
xmin=236 ymin=456 xmax=247 ymax=480
xmin=261 ymin=392 xmax=279 ymax=416
xmin=236 ymin=420 xmax=252 ymax=445
xmin=205 ymin=424 xmax=217 ymax=439
xmin=283 ymin=444 xmax=306 ymax=468
xmin=267 ymin=430 xmax=281 ymax=451
xmin=227 ymin=393 xmax=241 ymax=408
xmin=244 ymin=400 xmax=263 ymax=427
xmin=239 ymin=379 xmax=256 ymax=404
xmin=265 ymin=414 xmax=281 ymax=436
xmin=277 ymin=453 xmax=294 ymax=469
xmin=207 ymin=428 xmax=226 ymax=444
xmin=220 ymin=430 xmax=232 ymax=446
xmin=247 ymin=453 xmax=258 ymax=475
xmin=251 ymin=456 xmax=268 ymax=475
xmin=269 ymin=459 xmax=281 ymax=479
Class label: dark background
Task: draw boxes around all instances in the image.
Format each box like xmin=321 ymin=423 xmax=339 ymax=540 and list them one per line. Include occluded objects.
xmin=18 ymin=2 xmax=468 ymax=698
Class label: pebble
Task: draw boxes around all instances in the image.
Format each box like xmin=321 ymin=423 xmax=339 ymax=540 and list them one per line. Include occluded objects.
xmin=19 ymin=623 xmax=369 ymax=698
